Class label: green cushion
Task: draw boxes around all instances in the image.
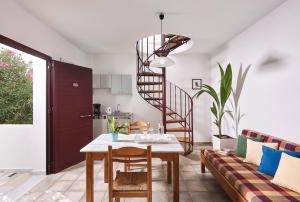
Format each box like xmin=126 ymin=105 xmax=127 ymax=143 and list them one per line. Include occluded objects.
xmin=236 ymin=135 xmax=264 ymax=157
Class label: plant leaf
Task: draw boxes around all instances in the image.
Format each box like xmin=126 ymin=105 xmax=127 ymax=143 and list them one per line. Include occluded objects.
xmin=220 ymin=64 xmax=232 ymax=108
xmin=218 ymin=63 xmax=225 ymax=78
xmin=118 ymin=131 xmax=129 ymax=135
xmin=226 ymin=110 xmax=234 ymax=120
xmin=235 ymin=64 xmax=251 ymax=105
xmin=210 ymin=102 xmax=218 ymax=119
xmin=196 ymin=84 xmax=220 ymax=108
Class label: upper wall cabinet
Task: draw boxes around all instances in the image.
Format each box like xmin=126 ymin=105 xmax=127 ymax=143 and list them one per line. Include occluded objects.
xmin=111 ymin=74 xmax=122 ymax=94
xmin=100 ymin=74 xmax=111 ymax=89
xmin=93 ymin=74 xmax=111 ymax=89
xmin=121 ymin=74 xmax=132 ymax=94
xmin=93 ymin=74 xmax=132 ymax=95
xmin=92 ymin=74 xmax=100 ymax=88
xmin=111 ymin=74 xmax=132 ymax=94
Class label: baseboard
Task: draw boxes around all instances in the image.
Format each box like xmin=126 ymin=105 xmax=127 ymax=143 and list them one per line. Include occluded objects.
xmin=0 ymin=168 xmax=46 ymax=175
xmin=194 ymin=142 xmax=212 ymax=146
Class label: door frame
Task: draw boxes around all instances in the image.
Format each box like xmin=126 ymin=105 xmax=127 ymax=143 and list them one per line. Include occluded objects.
xmin=0 ymin=35 xmax=53 ymax=174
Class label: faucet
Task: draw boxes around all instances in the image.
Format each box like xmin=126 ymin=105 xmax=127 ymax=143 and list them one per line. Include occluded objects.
xmin=116 ymin=104 xmax=121 ymax=113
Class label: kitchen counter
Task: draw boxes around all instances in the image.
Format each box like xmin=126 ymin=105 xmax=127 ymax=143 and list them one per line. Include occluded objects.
xmin=93 ymin=112 xmax=133 ymax=139
xmin=93 ymin=112 xmax=132 ymax=119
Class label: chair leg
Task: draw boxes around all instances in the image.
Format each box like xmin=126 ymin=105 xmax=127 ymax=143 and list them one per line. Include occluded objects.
xmin=201 ymin=162 xmax=205 ymax=173
xmin=148 ymin=192 xmax=152 ymax=202
xmin=115 ymin=197 xmax=120 ymax=202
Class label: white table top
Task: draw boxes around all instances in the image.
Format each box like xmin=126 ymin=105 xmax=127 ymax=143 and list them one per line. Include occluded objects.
xmin=80 ymin=134 xmax=184 ymax=153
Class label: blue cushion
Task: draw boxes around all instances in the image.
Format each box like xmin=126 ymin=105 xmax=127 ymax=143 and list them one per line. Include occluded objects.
xmin=257 ymin=146 xmax=300 ymax=176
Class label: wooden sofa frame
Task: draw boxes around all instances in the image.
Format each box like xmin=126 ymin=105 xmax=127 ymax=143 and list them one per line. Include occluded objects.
xmin=200 ymin=150 xmax=248 ymax=202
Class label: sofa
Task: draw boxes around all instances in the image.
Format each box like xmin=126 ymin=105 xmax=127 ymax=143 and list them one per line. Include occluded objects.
xmin=200 ymin=129 xmax=300 ymax=202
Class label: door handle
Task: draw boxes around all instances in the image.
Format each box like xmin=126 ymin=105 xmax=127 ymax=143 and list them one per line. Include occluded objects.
xmin=80 ymin=114 xmax=92 ymax=118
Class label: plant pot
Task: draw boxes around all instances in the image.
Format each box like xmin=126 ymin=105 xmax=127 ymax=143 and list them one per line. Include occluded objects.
xmin=212 ymin=135 xmax=236 ymax=150
xmin=111 ymin=132 xmax=118 ymax=141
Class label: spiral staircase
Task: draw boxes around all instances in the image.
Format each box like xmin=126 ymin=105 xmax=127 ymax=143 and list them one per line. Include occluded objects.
xmin=136 ymin=34 xmax=194 ymax=155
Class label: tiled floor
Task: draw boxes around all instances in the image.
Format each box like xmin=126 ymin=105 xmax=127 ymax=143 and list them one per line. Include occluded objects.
xmin=0 ymin=145 xmax=231 ymax=202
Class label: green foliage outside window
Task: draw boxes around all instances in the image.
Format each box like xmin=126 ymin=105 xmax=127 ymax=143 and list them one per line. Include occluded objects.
xmin=0 ymin=48 xmax=33 ymax=124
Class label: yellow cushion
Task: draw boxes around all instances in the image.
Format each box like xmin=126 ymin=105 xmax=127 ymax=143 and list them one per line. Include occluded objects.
xmin=244 ymin=138 xmax=278 ymax=165
xmin=271 ymin=153 xmax=300 ymax=193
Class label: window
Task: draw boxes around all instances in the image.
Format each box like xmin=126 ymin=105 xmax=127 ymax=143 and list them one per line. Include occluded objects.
xmin=0 ymin=43 xmax=44 ymax=124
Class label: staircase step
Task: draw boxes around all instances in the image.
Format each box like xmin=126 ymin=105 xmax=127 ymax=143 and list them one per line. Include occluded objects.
xmin=153 ymin=104 xmax=162 ymax=108
xmin=145 ymin=98 xmax=163 ymax=101
xmin=137 ymin=72 xmax=163 ymax=77
xmin=166 ymin=111 xmax=177 ymax=115
xmin=166 ymin=127 xmax=192 ymax=132
xmin=166 ymin=118 xmax=185 ymax=123
xmin=177 ymin=136 xmax=193 ymax=143
xmin=138 ymin=90 xmax=163 ymax=94
xmin=137 ymin=82 xmax=162 ymax=85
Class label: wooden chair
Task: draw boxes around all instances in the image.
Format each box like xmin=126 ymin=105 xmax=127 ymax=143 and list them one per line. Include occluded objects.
xmin=125 ymin=121 xmax=150 ymax=171
xmin=108 ymin=145 xmax=152 ymax=202
xmin=128 ymin=121 xmax=150 ymax=134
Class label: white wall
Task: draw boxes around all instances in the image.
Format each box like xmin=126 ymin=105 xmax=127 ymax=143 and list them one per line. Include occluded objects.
xmin=211 ymin=0 xmax=300 ymax=143
xmin=91 ymin=53 xmax=212 ymax=142
xmin=0 ymin=0 xmax=89 ymax=172
xmin=0 ymin=0 xmax=88 ymax=67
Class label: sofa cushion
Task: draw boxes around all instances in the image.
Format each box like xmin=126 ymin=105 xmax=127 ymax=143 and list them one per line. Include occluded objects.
xmin=244 ymin=139 xmax=278 ymax=166
xmin=271 ymin=153 xmax=300 ymax=194
xmin=236 ymin=135 xmax=264 ymax=158
xmin=204 ymin=149 xmax=300 ymax=202
xmin=242 ymin=129 xmax=300 ymax=151
xmin=257 ymin=146 xmax=300 ymax=176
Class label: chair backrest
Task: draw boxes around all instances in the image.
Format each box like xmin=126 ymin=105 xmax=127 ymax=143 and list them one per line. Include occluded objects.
xmin=128 ymin=121 xmax=150 ymax=133
xmin=107 ymin=145 xmax=152 ymax=190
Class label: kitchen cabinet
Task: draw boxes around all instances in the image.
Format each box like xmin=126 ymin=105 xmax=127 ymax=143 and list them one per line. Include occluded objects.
xmin=92 ymin=74 xmax=100 ymax=88
xmin=111 ymin=74 xmax=132 ymax=94
xmin=100 ymin=74 xmax=111 ymax=88
xmin=121 ymin=74 xmax=132 ymax=94
xmin=93 ymin=73 xmax=132 ymax=94
xmin=111 ymin=74 xmax=122 ymax=94
xmin=93 ymin=119 xmax=106 ymax=139
xmin=93 ymin=113 xmax=132 ymax=139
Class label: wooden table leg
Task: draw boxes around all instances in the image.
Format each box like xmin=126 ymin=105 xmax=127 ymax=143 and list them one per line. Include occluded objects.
xmin=86 ymin=153 xmax=94 ymax=202
xmin=104 ymin=154 xmax=108 ymax=183
xmin=167 ymin=161 xmax=172 ymax=184
xmin=172 ymin=154 xmax=179 ymax=202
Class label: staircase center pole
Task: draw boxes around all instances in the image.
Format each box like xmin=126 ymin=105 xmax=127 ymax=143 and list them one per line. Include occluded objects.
xmin=162 ymin=67 xmax=167 ymax=134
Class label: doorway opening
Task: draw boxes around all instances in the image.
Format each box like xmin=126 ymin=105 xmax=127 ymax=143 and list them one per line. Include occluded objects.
xmin=0 ymin=35 xmax=51 ymax=174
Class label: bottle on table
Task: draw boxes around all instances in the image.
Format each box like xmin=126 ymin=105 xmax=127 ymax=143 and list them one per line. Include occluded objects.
xmin=158 ymin=119 xmax=163 ymax=134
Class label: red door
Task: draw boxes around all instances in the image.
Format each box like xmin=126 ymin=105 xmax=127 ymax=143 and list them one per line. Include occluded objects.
xmin=50 ymin=61 xmax=93 ymax=173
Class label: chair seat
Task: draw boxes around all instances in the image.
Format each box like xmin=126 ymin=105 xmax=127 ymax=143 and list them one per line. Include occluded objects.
xmin=113 ymin=171 xmax=148 ymax=191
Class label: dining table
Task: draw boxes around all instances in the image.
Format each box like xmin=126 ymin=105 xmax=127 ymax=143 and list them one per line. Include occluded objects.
xmin=80 ymin=133 xmax=184 ymax=202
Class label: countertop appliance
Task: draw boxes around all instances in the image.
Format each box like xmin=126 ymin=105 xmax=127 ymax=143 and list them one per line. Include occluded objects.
xmin=93 ymin=103 xmax=101 ymax=119
xmin=105 ymin=106 xmax=112 ymax=115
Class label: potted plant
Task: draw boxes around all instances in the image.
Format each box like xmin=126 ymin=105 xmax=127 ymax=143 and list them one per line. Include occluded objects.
xmin=195 ymin=63 xmax=235 ymax=150
xmin=107 ymin=117 xmax=128 ymax=141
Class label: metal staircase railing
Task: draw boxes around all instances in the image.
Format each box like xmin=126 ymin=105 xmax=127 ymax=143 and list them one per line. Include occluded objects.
xmin=136 ymin=34 xmax=193 ymax=155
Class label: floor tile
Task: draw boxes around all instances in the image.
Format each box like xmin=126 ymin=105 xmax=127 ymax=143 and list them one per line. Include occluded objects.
xmin=48 ymin=180 xmax=74 ymax=192
xmin=64 ymin=191 xmax=85 ymax=202
xmin=4 ymin=144 xmax=231 ymax=202
xmin=186 ymin=180 xmax=208 ymax=192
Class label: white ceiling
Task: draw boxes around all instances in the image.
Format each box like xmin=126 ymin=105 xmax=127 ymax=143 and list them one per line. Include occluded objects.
xmin=15 ymin=0 xmax=285 ymax=54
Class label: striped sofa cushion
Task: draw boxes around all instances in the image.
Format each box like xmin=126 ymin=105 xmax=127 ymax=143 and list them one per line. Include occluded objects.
xmin=242 ymin=129 xmax=300 ymax=151
xmin=204 ymin=150 xmax=300 ymax=202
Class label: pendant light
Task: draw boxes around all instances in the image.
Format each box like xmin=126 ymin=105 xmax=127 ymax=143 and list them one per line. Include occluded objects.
xmin=149 ymin=13 xmax=175 ymax=68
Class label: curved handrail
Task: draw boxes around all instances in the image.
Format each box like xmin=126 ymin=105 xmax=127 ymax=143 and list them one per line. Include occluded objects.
xmin=136 ymin=35 xmax=193 ymax=132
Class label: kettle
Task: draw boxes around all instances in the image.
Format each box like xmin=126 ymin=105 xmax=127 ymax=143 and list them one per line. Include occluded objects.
xmin=105 ymin=107 xmax=112 ymax=115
